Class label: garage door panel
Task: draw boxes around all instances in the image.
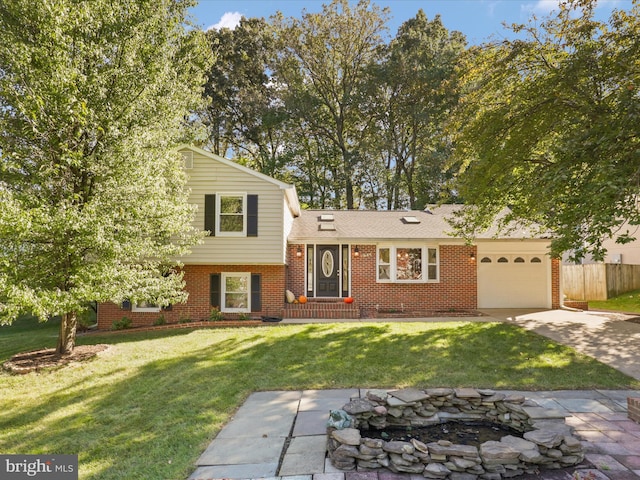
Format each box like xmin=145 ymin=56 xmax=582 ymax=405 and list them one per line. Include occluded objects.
xmin=477 ymin=254 xmax=549 ymax=308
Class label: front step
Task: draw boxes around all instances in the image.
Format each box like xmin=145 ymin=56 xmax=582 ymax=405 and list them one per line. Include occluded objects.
xmin=282 ymin=299 xmax=360 ymax=319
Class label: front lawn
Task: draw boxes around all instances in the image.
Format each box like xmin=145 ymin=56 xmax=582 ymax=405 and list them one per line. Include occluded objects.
xmin=1 ymin=319 xmax=638 ymax=479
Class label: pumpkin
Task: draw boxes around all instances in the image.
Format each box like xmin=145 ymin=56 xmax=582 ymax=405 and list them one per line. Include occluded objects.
xmin=344 ymin=297 xmax=354 ymax=304
xmin=298 ymin=295 xmax=308 ymax=304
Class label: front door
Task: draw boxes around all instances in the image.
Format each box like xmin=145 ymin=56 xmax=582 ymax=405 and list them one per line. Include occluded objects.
xmin=316 ymin=245 xmax=340 ymax=297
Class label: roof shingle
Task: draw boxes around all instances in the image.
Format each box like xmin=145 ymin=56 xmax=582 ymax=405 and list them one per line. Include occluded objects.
xmin=288 ymin=206 xmax=542 ymax=242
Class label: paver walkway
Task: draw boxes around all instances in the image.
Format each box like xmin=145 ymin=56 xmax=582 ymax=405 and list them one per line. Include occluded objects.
xmin=188 ymin=388 xmax=640 ymax=480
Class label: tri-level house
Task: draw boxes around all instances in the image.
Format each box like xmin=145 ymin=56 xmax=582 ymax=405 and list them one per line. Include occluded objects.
xmin=97 ymin=146 xmax=561 ymax=329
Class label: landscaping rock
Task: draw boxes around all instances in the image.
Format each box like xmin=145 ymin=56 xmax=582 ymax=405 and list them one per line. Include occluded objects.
xmin=480 ymin=442 xmax=520 ymax=461
xmin=343 ymin=398 xmax=375 ymax=415
xmin=382 ymin=441 xmax=414 ymax=455
xmin=326 ymin=388 xmax=584 ymax=478
xmin=331 ymin=428 xmax=361 ymax=445
xmin=390 ymin=388 xmax=430 ymax=403
xmin=424 ymin=462 xmax=451 ymax=478
xmin=523 ymin=429 xmax=563 ymax=448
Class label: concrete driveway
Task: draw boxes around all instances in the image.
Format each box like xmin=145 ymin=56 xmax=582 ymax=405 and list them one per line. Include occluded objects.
xmin=482 ymin=308 xmax=640 ymax=381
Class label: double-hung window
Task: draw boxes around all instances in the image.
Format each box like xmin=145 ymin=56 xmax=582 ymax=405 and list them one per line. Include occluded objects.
xmin=222 ymin=273 xmax=250 ymax=312
xmin=210 ymin=272 xmax=261 ymax=314
xmin=204 ymin=193 xmax=258 ymax=237
xmin=218 ymin=194 xmax=246 ymax=236
xmin=377 ymin=246 xmax=438 ymax=282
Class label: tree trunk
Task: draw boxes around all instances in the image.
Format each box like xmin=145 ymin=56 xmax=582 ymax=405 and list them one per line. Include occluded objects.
xmin=56 ymin=311 xmax=78 ymax=355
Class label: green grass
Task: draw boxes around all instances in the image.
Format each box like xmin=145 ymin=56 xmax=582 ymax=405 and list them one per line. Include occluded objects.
xmin=1 ymin=318 xmax=639 ymax=479
xmin=589 ymin=288 xmax=640 ymax=313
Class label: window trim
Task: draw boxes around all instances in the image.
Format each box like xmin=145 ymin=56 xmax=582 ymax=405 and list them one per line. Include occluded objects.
xmin=376 ymin=245 xmax=439 ymax=283
xmin=132 ymin=302 xmax=161 ymax=313
xmin=221 ymin=272 xmax=251 ymax=313
xmin=216 ymin=193 xmax=247 ymax=237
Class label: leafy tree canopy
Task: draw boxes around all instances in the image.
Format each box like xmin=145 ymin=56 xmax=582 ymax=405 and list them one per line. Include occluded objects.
xmin=272 ymin=0 xmax=390 ymax=209
xmin=0 ymin=0 xmax=211 ymax=352
xmin=448 ymin=0 xmax=639 ymax=261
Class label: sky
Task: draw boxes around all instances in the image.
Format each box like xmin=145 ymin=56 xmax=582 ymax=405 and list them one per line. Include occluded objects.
xmin=189 ymin=0 xmax=632 ymax=45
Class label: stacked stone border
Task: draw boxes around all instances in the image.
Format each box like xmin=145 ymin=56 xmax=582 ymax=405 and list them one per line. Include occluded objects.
xmin=327 ymin=387 xmax=584 ymax=479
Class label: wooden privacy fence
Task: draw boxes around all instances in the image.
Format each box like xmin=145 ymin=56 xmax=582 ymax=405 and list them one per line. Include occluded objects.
xmin=563 ymin=263 xmax=640 ymax=301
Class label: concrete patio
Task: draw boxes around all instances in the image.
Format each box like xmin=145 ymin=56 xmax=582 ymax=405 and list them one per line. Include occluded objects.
xmin=188 ymin=388 xmax=640 ymax=480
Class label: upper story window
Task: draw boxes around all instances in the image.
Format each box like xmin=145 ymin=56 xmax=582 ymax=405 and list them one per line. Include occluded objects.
xmin=204 ymin=193 xmax=258 ymax=237
xmin=377 ymin=246 xmax=438 ymax=283
xmin=218 ymin=194 xmax=245 ymax=235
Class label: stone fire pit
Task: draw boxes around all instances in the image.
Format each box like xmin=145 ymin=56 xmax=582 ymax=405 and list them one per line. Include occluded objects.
xmin=326 ymin=388 xmax=584 ymax=478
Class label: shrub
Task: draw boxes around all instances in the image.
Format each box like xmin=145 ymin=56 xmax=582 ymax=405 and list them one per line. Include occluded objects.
xmin=77 ymin=311 xmax=96 ymax=332
xmin=209 ymin=307 xmax=223 ymax=321
xmin=112 ymin=316 xmax=132 ymax=330
xmin=153 ymin=316 xmax=166 ymax=326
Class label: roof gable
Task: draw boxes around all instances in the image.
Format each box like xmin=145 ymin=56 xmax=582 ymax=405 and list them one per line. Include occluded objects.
xmin=178 ymin=145 xmax=300 ymax=216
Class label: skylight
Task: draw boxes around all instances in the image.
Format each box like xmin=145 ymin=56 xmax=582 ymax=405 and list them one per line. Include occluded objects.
xmin=401 ymin=216 xmax=420 ymax=224
xmin=319 ymin=223 xmax=336 ymax=231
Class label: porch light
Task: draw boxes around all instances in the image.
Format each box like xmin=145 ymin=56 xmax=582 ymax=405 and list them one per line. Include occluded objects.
xmin=470 ymin=252 xmax=476 ymax=260
xmin=296 ymin=247 xmax=302 ymax=258
xmin=354 ymin=246 xmax=360 ymax=257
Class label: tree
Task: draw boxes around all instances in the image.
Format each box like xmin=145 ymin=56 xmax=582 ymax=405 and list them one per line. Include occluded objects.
xmin=0 ymin=0 xmax=211 ymax=353
xmin=203 ymin=17 xmax=290 ymax=177
xmin=273 ymin=0 xmax=389 ymax=209
xmin=372 ymin=11 xmax=466 ymax=209
xmin=448 ymin=0 xmax=639 ymax=260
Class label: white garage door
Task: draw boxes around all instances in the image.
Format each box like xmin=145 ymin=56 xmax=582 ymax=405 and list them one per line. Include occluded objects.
xmin=477 ymin=254 xmax=550 ymax=308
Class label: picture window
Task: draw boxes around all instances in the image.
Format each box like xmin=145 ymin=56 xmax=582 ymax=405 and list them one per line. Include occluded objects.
xmin=377 ymin=246 xmax=438 ymax=282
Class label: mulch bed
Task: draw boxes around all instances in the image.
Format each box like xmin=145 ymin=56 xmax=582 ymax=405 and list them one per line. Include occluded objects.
xmin=3 ymin=344 xmax=110 ymax=374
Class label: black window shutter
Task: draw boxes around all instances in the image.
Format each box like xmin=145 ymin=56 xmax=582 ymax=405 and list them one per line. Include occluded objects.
xmin=204 ymin=194 xmax=216 ymax=236
xmin=247 ymin=194 xmax=258 ymax=237
xmin=210 ymin=274 xmax=221 ymax=307
xmin=121 ymin=300 xmax=131 ymax=311
xmin=251 ymin=273 xmax=261 ymax=312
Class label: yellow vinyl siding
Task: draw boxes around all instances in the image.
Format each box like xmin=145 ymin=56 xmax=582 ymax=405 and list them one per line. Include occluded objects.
xmin=179 ymin=150 xmax=287 ymax=265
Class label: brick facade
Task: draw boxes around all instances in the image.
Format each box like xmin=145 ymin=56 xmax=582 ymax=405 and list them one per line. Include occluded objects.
xmin=287 ymin=243 xmax=478 ymax=313
xmin=352 ymin=244 xmax=477 ymax=312
xmin=97 ymin=244 xmax=562 ymax=329
xmin=97 ymin=264 xmax=286 ymax=330
xmin=551 ymin=257 xmax=561 ymax=309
